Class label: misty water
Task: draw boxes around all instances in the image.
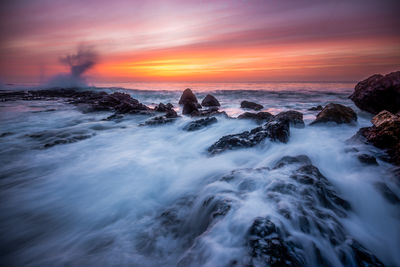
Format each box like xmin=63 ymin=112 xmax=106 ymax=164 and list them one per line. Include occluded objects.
xmin=0 ymin=83 xmax=399 ymax=266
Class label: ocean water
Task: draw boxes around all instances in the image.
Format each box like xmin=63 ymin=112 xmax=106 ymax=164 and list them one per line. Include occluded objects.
xmin=0 ymin=82 xmax=399 ymax=266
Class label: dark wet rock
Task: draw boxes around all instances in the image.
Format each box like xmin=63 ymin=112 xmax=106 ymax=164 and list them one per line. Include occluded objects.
xmin=308 ymin=105 xmax=323 ymax=111
xmin=182 ymin=101 xmax=199 ymax=115
xmin=344 ymin=147 xmax=359 ymax=153
xmin=0 ymin=89 xmax=153 ymax=115
xmin=274 ymin=110 xmax=305 ymax=128
xmin=374 ymin=182 xmax=400 ymax=204
xmin=208 ymin=119 xmax=289 ymax=154
xmin=357 ymin=154 xmax=378 ymax=165
xmin=165 ymin=109 xmax=178 ymax=118
xmin=350 ymin=71 xmax=400 ymax=114
xmin=240 ymin=100 xmax=263 ymax=111
xmin=344 ymin=239 xmax=385 ymax=267
xmin=91 ymin=92 xmax=150 ymax=114
xmin=26 ymin=129 xmax=95 ymax=149
xmin=140 ymin=116 xmax=177 ymax=126
xmin=43 ymin=134 xmax=94 ymax=148
xmin=102 ymin=113 xmax=124 ymax=122
xmin=179 ymin=88 xmax=198 ymax=105
xmin=183 ymin=117 xmax=217 ymax=131
xmin=0 ymin=132 xmax=14 ymax=138
xmin=237 ymin=111 xmax=273 ymax=122
xmin=201 ymin=94 xmax=220 ymax=107
xmin=273 ymin=155 xmax=312 ymax=169
xmin=154 ymin=102 xmax=174 ymax=112
xmin=247 ymin=217 xmax=302 ymax=267
xmin=351 ymin=111 xmax=400 ymax=165
xmin=310 ymin=103 xmax=357 ymax=125
xmin=192 ymin=107 xmax=228 ymax=117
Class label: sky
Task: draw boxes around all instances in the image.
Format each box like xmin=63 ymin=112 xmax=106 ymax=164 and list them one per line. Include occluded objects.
xmin=0 ymin=0 xmax=399 ymax=84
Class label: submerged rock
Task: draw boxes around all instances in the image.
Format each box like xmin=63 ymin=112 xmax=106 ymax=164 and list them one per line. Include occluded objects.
xmin=357 ymin=154 xmax=378 ymax=165
xmin=274 ymin=110 xmax=305 ymax=128
xmin=208 ymin=119 xmax=289 ymax=154
xmin=140 ymin=116 xmax=177 ymax=126
xmin=183 ymin=117 xmax=217 ymax=131
xmin=350 ymin=71 xmax=400 ymax=114
xmin=201 ymin=94 xmax=220 ymax=107
xmin=237 ymin=111 xmax=273 ymax=122
xmin=240 ymin=100 xmax=263 ymax=111
xmin=179 ymin=88 xmax=198 ymax=105
xmin=308 ymin=105 xmax=323 ymax=111
xmin=310 ymin=103 xmax=357 ymax=125
xmin=351 ymin=110 xmax=400 ymax=165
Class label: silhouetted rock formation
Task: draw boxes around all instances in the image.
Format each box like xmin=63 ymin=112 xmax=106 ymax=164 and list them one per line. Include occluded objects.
xmin=201 ymin=94 xmax=220 ymax=107
xmin=350 ymin=71 xmax=400 ymax=114
xmin=179 ymin=88 xmax=198 ymax=105
xmin=240 ymin=100 xmax=263 ymax=110
xmin=310 ymin=103 xmax=357 ymax=125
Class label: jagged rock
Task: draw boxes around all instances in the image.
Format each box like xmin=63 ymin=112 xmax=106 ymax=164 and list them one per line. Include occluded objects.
xmin=357 ymin=154 xmax=378 ymax=165
xmin=182 ymin=101 xmax=199 ymax=115
xmin=240 ymin=100 xmax=263 ymax=111
xmin=154 ymin=102 xmax=173 ymax=112
xmin=350 ymin=71 xmax=400 ymax=114
xmin=93 ymin=92 xmax=150 ymax=113
xmin=248 ymin=217 xmax=302 ymax=266
xmin=310 ymin=103 xmax=357 ymax=125
xmin=351 ymin=110 xmax=400 ymax=165
xmin=179 ymin=88 xmax=198 ymax=104
xmin=308 ymin=105 xmax=323 ymax=111
xmin=237 ymin=111 xmax=273 ymax=122
xmin=274 ymin=110 xmax=305 ymax=128
xmin=201 ymin=94 xmax=220 ymax=107
xmin=183 ymin=117 xmax=217 ymax=131
xmin=207 ymin=119 xmax=289 ymax=154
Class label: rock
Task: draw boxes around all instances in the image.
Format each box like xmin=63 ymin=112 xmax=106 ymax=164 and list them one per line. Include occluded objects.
xmin=352 ymin=111 xmax=400 ymax=165
xmin=94 ymin=92 xmax=150 ymax=113
xmin=308 ymin=105 xmax=323 ymax=111
xmin=374 ymin=182 xmax=400 ymax=204
xmin=140 ymin=116 xmax=176 ymax=126
xmin=182 ymin=101 xmax=199 ymax=115
xmin=183 ymin=117 xmax=217 ymax=131
xmin=207 ymin=119 xmax=289 ymax=154
xmin=357 ymin=154 xmax=378 ymax=165
xmin=310 ymin=103 xmax=357 ymax=125
xmin=350 ymin=71 xmax=400 ymax=114
xmin=165 ymin=109 xmax=178 ymax=118
xmin=201 ymin=94 xmax=220 ymax=107
xmin=237 ymin=111 xmax=273 ymax=122
xmin=274 ymin=110 xmax=305 ymax=128
xmin=240 ymin=100 xmax=263 ymax=111
xmin=102 ymin=113 xmax=124 ymax=122
xmin=154 ymin=102 xmax=174 ymax=112
xmin=178 ymin=88 xmax=198 ymax=104
xmin=192 ymin=107 xmax=228 ymax=117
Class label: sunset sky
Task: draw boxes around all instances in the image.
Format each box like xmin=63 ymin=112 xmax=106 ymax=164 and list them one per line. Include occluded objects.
xmin=0 ymin=0 xmax=399 ymax=84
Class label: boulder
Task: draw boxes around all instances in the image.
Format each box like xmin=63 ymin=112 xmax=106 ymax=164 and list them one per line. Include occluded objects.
xmin=140 ymin=116 xmax=177 ymax=126
xmin=357 ymin=154 xmax=378 ymax=165
xmin=240 ymin=100 xmax=263 ymax=111
xmin=201 ymin=94 xmax=220 ymax=107
xmin=274 ymin=110 xmax=305 ymax=128
xmin=350 ymin=71 xmax=400 ymax=114
xmin=182 ymin=101 xmax=199 ymax=115
xmin=310 ymin=103 xmax=357 ymax=125
xmin=183 ymin=117 xmax=218 ymax=131
xmin=237 ymin=112 xmax=273 ymax=122
xmin=165 ymin=109 xmax=178 ymax=118
xmin=178 ymin=88 xmax=198 ymax=104
xmin=352 ymin=111 xmax=400 ymax=165
xmin=207 ymin=119 xmax=289 ymax=154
